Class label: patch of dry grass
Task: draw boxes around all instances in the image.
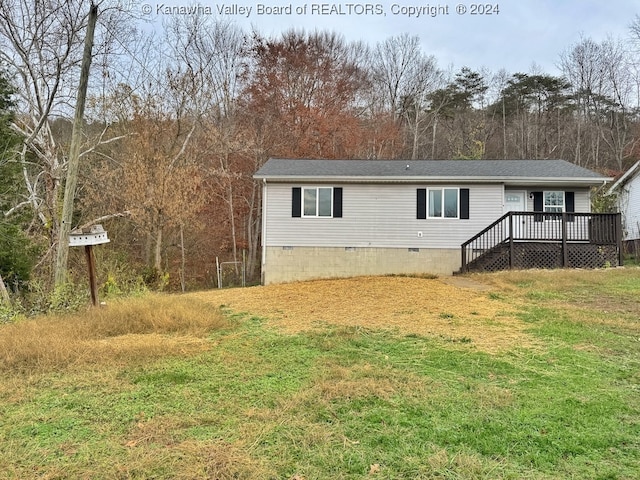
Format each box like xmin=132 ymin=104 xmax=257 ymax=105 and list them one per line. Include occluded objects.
xmin=117 ymin=413 xmax=275 ymax=479
xmin=190 ymin=276 xmax=536 ymax=353
xmin=310 ymin=359 xmax=439 ymax=403
xmin=0 ymin=294 xmax=228 ymax=373
xmin=425 ymin=448 xmax=504 ymax=478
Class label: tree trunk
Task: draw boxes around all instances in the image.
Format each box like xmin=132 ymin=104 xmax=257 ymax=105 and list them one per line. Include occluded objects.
xmin=154 ymin=227 xmax=163 ymax=273
xmin=227 ymin=180 xmax=238 ymax=272
xmin=0 ymin=273 xmax=10 ymax=305
xmin=431 ymin=115 xmax=438 ymax=159
xmin=179 ymin=223 xmax=186 ymax=292
xmin=502 ymin=97 xmax=507 ymax=159
xmin=246 ymin=181 xmax=262 ymax=280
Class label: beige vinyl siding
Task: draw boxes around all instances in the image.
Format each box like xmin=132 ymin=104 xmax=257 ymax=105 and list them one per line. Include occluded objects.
xmin=574 ymin=189 xmax=592 ymax=212
xmin=263 ymin=183 xmax=504 ymax=249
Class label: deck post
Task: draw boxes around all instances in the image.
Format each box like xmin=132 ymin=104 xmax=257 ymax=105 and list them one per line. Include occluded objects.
xmin=461 ymin=245 xmax=467 ymax=273
xmin=509 ymin=213 xmax=514 ymax=269
xmin=561 ymin=213 xmax=568 ymax=267
xmin=616 ymin=213 xmax=624 ymax=266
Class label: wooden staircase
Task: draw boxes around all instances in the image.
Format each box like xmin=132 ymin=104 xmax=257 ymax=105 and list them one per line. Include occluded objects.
xmin=463 ymin=242 xmax=511 ymax=272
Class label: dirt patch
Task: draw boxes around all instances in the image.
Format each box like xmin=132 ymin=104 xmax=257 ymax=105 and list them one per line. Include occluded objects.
xmin=189 ymin=276 xmax=537 ymax=353
xmin=438 ymin=275 xmax=495 ymax=291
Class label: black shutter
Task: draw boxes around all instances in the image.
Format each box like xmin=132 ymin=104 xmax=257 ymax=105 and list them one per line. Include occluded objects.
xmin=292 ymin=187 xmax=301 ymax=217
xmin=460 ymin=188 xmax=470 ymax=220
xmin=417 ymin=189 xmax=427 ymax=219
xmin=533 ymin=191 xmax=543 ymax=222
xmin=333 ymin=187 xmax=342 ymax=218
xmin=565 ymin=191 xmax=575 ymax=222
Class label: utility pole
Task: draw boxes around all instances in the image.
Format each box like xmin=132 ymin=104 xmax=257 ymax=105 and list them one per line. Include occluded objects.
xmin=54 ymin=3 xmax=98 ymax=287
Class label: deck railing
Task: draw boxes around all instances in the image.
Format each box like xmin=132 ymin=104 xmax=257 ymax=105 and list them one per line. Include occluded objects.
xmin=461 ymin=212 xmax=622 ymax=273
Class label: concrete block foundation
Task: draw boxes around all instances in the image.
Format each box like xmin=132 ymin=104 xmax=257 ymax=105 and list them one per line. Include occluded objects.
xmin=262 ymin=246 xmax=461 ymax=285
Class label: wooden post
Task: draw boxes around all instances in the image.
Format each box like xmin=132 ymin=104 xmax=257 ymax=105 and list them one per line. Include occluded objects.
xmin=509 ymin=213 xmax=514 ymax=270
xmin=461 ymin=245 xmax=467 ymax=273
xmin=85 ymin=245 xmax=98 ymax=307
xmin=561 ymin=212 xmax=568 ymax=267
xmin=616 ymin=213 xmax=624 ymax=266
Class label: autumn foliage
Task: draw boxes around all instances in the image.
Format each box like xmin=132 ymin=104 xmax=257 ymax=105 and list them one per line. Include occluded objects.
xmin=1 ymin=9 xmax=639 ymax=293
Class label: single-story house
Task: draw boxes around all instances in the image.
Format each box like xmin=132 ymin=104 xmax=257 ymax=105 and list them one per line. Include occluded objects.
xmin=607 ymin=160 xmax=640 ymax=250
xmin=254 ymin=158 xmax=619 ymax=285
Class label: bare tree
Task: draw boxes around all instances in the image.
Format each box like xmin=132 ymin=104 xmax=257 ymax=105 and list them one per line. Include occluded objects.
xmin=560 ymin=36 xmax=638 ymax=169
xmin=370 ymin=34 xmax=443 ymax=159
xmin=0 ymin=0 xmax=134 ymax=282
xmin=165 ymin=15 xmax=249 ymax=272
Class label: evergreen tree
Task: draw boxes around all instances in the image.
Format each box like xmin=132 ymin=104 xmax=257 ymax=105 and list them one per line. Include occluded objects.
xmin=0 ymin=70 xmax=37 ymax=289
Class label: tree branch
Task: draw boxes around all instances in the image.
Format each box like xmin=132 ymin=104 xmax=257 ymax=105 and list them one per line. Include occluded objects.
xmin=77 ymin=211 xmax=131 ymax=230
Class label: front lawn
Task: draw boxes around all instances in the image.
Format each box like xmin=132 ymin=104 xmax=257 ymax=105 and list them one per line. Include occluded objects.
xmin=1 ymin=269 xmax=639 ymax=479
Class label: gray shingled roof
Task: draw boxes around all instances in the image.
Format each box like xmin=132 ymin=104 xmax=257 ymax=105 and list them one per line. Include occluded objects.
xmin=254 ymin=158 xmax=609 ymax=185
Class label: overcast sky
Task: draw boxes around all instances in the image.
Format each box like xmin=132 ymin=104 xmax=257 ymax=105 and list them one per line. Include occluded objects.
xmin=145 ymin=0 xmax=638 ymax=76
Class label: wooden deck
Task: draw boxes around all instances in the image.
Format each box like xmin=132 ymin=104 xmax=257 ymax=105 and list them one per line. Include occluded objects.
xmin=461 ymin=212 xmax=623 ymax=273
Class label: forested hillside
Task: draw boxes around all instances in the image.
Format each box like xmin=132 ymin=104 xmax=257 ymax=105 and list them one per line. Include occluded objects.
xmin=1 ymin=0 xmax=639 ymax=298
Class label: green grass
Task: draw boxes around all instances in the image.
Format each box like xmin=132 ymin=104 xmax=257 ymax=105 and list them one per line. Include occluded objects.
xmin=1 ymin=269 xmax=640 ymax=478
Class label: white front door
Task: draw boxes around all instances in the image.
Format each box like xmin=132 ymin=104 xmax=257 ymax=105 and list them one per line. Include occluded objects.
xmin=504 ymin=191 xmax=526 ymax=213
xmin=504 ymin=191 xmax=526 ymax=239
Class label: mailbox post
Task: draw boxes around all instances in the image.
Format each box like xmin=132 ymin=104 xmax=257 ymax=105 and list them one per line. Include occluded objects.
xmin=69 ymin=225 xmax=109 ymax=306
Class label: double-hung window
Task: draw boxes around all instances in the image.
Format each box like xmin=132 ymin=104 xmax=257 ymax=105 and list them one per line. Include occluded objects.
xmin=543 ymin=191 xmax=564 ymax=213
xmin=532 ymin=191 xmax=575 ymax=222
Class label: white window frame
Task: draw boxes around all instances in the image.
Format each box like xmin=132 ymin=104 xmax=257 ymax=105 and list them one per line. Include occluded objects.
xmin=543 ymin=191 xmax=565 ymax=214
xmin=302 ymin=187 xmax=333 ymax=218
xmin=428 ymin=187 xmax=459 ymax=219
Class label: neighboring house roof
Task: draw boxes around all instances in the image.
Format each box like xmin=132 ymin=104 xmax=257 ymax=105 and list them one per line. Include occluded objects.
xmin=606 ymin=160 xmax=640 ymax=195
xmin=255 ymin=158 xmax=611 ymax=187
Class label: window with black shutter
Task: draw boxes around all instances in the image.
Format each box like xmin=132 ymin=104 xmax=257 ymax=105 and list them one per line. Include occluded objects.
xmin=292 ymin=187 xmax=301 ymax=217
xmin=417 ymin=189 xmax=427 ymax=219
xmin=292 ymin=187 xmax=342 ymax=218
xmin=417 ymin=188 xmax=469 ymax=220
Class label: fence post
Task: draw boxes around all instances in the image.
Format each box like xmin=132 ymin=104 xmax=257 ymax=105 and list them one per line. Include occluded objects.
xmin=216 ymin=257 xmax=221 ymax=289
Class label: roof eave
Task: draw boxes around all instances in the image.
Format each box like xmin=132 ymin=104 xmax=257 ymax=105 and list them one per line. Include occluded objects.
xmin=253 ymin=174 xmax=611 ymax=186
xmin=606 ymin=160 xmax=640 ymax=194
